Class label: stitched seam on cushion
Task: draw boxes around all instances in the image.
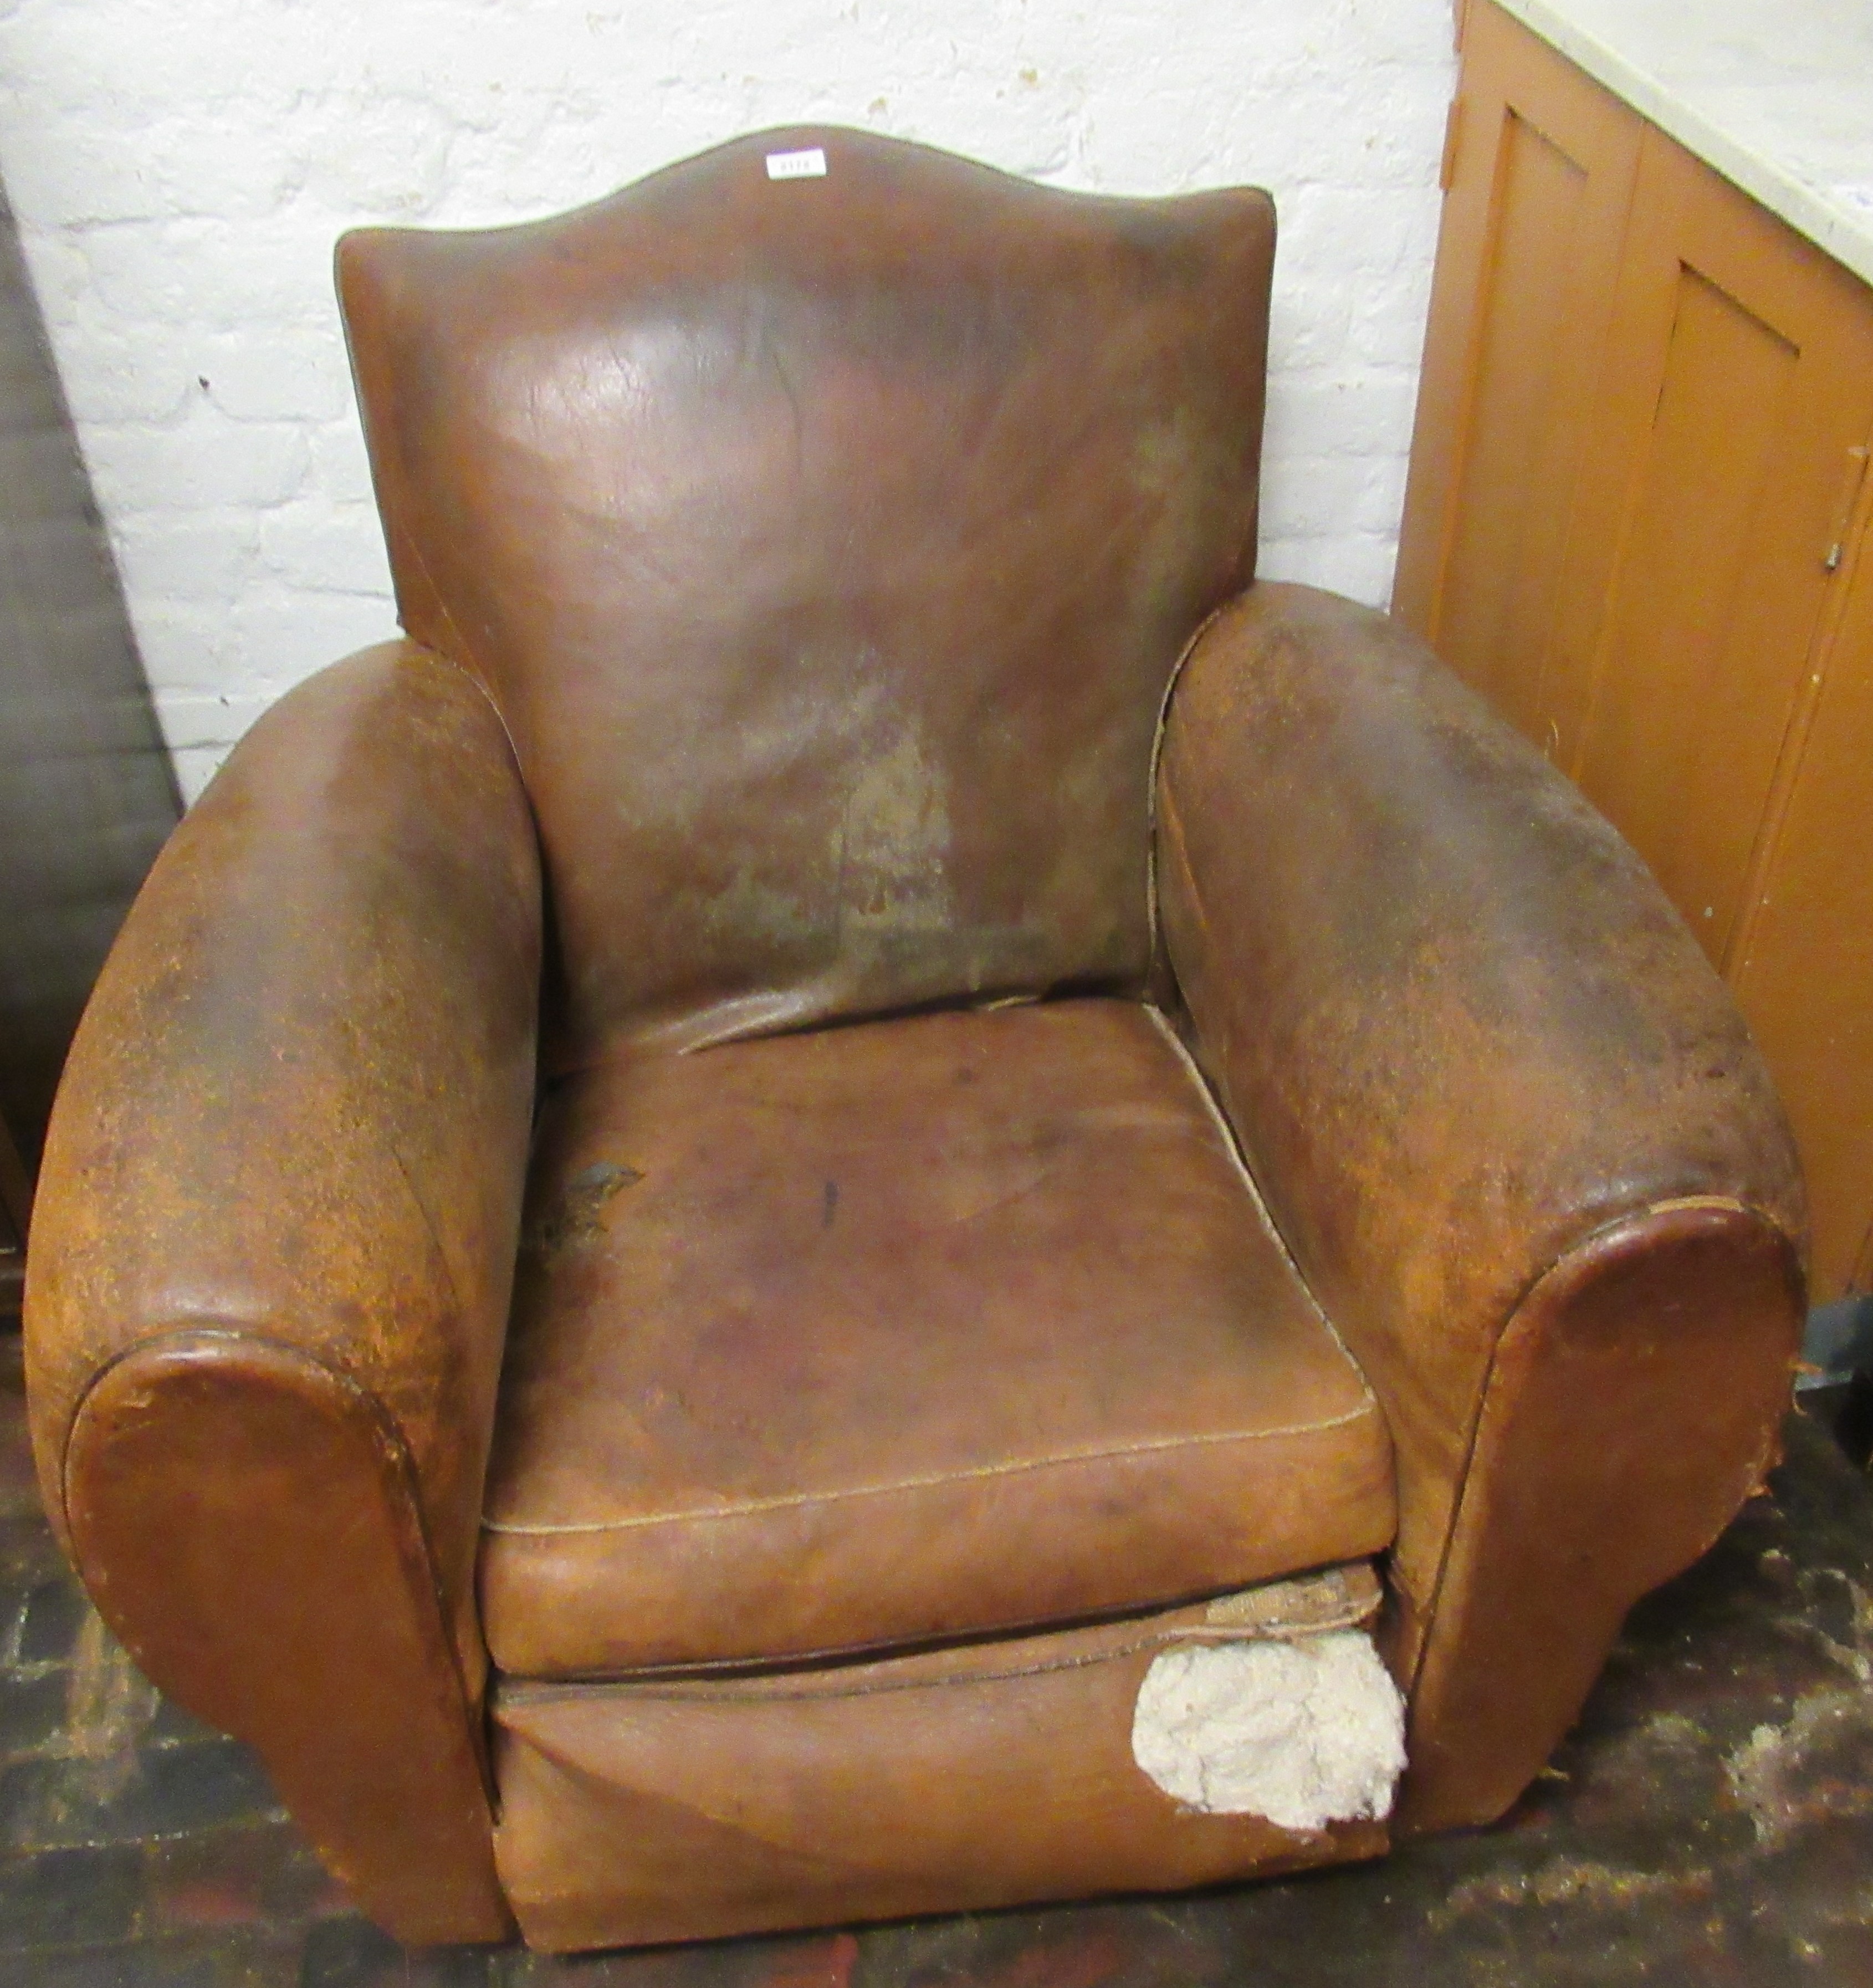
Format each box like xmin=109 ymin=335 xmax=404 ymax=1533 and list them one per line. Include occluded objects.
xmin=499 ymin=1607 xmax=1380 ymax=1706
xmin=1144 ymin=1003 xmax=1379 ymax=1417
xmin=481 ymin=1404 xmax=1379 ymax=1536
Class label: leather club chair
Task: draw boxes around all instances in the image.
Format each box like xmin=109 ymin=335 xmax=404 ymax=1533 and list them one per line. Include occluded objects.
xmin=23 ymin=128 xmax=1805 ymax=1953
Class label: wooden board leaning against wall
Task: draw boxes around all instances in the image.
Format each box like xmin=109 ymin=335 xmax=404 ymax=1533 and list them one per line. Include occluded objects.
xmin=1395 ymin=0 xmax=1873 ymax=1301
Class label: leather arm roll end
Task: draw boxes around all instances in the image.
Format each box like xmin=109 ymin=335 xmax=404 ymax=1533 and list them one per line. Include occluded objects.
xmin=23 ymin=641 xmax=541 ymax=1943
xmin=1156 ymin=582 xmax=1806 ymax=1830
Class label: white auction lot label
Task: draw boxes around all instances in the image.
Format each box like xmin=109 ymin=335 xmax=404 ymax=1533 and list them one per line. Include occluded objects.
xmin=765 ymin=147 xmax=828 ymax=181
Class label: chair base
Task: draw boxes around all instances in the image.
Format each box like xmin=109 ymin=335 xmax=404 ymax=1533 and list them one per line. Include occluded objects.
xmin=490 ymin=1566 xmax=1398 ymax=1953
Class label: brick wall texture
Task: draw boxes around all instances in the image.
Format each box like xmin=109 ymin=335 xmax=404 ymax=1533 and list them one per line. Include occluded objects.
xmin=0 ymin=0 xmax=1455 ymax=800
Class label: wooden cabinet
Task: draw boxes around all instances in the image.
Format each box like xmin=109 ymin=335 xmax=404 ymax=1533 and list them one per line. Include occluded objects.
xmin=1396 ymin=0 xmax=1873 ymax=1299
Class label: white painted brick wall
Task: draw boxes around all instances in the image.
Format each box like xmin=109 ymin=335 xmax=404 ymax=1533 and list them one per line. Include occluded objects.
xmin=0 ymin=0 xmax=1455 ymax=802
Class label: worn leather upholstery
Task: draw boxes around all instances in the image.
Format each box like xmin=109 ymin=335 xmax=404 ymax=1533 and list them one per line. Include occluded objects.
xmin=1156 ymin=583 xmax=1806 ymax=1829
xmin=492 ymin=1567 xmax=1389 ymax=1951
xmin=337 ymin=126 xmax=1273 ymax=1064
xmin=480 ymin=999 xmax=1393 ymax=1677
xmin=24 ymin=645 xmax=539 ymax=1940
xmin=23 ymin=125 xmax=1807 ymax=1953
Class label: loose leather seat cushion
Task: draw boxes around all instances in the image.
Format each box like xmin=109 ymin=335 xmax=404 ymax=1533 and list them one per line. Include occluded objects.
xmin=479 ymin=999 xmax=1394 ymax=1677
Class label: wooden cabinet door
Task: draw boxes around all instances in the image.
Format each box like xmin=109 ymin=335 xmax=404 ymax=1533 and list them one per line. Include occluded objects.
xmin=1392 ymin=0 xmax=1641 ymax=741
xmin=1396 ymin=2 xmax=1873 ymax=1299
xmin=1546 ymin=135 xmax=1873 ymax=974
xmin=1731 ymin=493 xmax=1873 ymax=1297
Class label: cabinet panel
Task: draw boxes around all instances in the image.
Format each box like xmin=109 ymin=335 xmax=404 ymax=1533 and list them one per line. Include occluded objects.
xmin=1396 ymin=1 xmax=1873 ymax=1300
xmin=1732 ymin=504 xmax=1873 ymax=1296
xmin=1437 ymin=111 xmax=1598 ymax=739
xmin=1393 ymin=0 xmax=1641 ymax=729
xmin=1567 ymin=259 xmax=1797 ymax=956
xmin=1549 ymin=133 xmax=1873 ymax=970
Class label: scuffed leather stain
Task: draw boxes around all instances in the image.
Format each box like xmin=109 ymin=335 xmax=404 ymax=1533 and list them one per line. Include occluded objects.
xmin=836 ymin=719 xmax=953 ymax=934
xmin=523 ymin=1161 xmax=643 ymax=1261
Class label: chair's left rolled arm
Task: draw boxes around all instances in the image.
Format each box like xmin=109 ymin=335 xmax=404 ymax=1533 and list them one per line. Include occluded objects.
xmin=1154 ymin=583 xmax=1807 ymax=1838
xmin=24 ymin=641 xmax=541 ymax=1943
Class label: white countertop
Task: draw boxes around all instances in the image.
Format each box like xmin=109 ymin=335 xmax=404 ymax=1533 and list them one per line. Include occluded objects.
xmin=1496 ymin=0 xmax=1873 ymax=290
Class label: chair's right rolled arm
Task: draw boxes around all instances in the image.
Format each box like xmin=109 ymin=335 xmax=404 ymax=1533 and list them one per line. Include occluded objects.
xmin=1154 ymin=582 xmax=1807 ymax=1834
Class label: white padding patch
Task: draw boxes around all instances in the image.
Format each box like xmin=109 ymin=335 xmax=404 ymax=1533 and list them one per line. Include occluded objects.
xmin=1131 ymin=1631 xmax=1406 ymax=1830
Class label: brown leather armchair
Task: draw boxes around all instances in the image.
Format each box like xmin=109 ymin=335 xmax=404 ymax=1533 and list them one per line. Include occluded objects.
xmin=23 ymin=129 xmax=1805 ymax=1954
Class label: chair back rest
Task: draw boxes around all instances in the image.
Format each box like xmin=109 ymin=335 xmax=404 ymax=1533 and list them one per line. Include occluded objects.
xmin=339 ymin=128 xmax=1273 ymax=1061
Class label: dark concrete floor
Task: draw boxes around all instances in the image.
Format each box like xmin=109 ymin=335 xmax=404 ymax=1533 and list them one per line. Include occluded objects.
xmin=3 ymin=1341 xmax=1873 ymax=1988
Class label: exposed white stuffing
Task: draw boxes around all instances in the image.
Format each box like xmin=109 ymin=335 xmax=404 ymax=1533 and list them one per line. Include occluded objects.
xmin=1130 ymin=1630 xmax=1406 ymax=1830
